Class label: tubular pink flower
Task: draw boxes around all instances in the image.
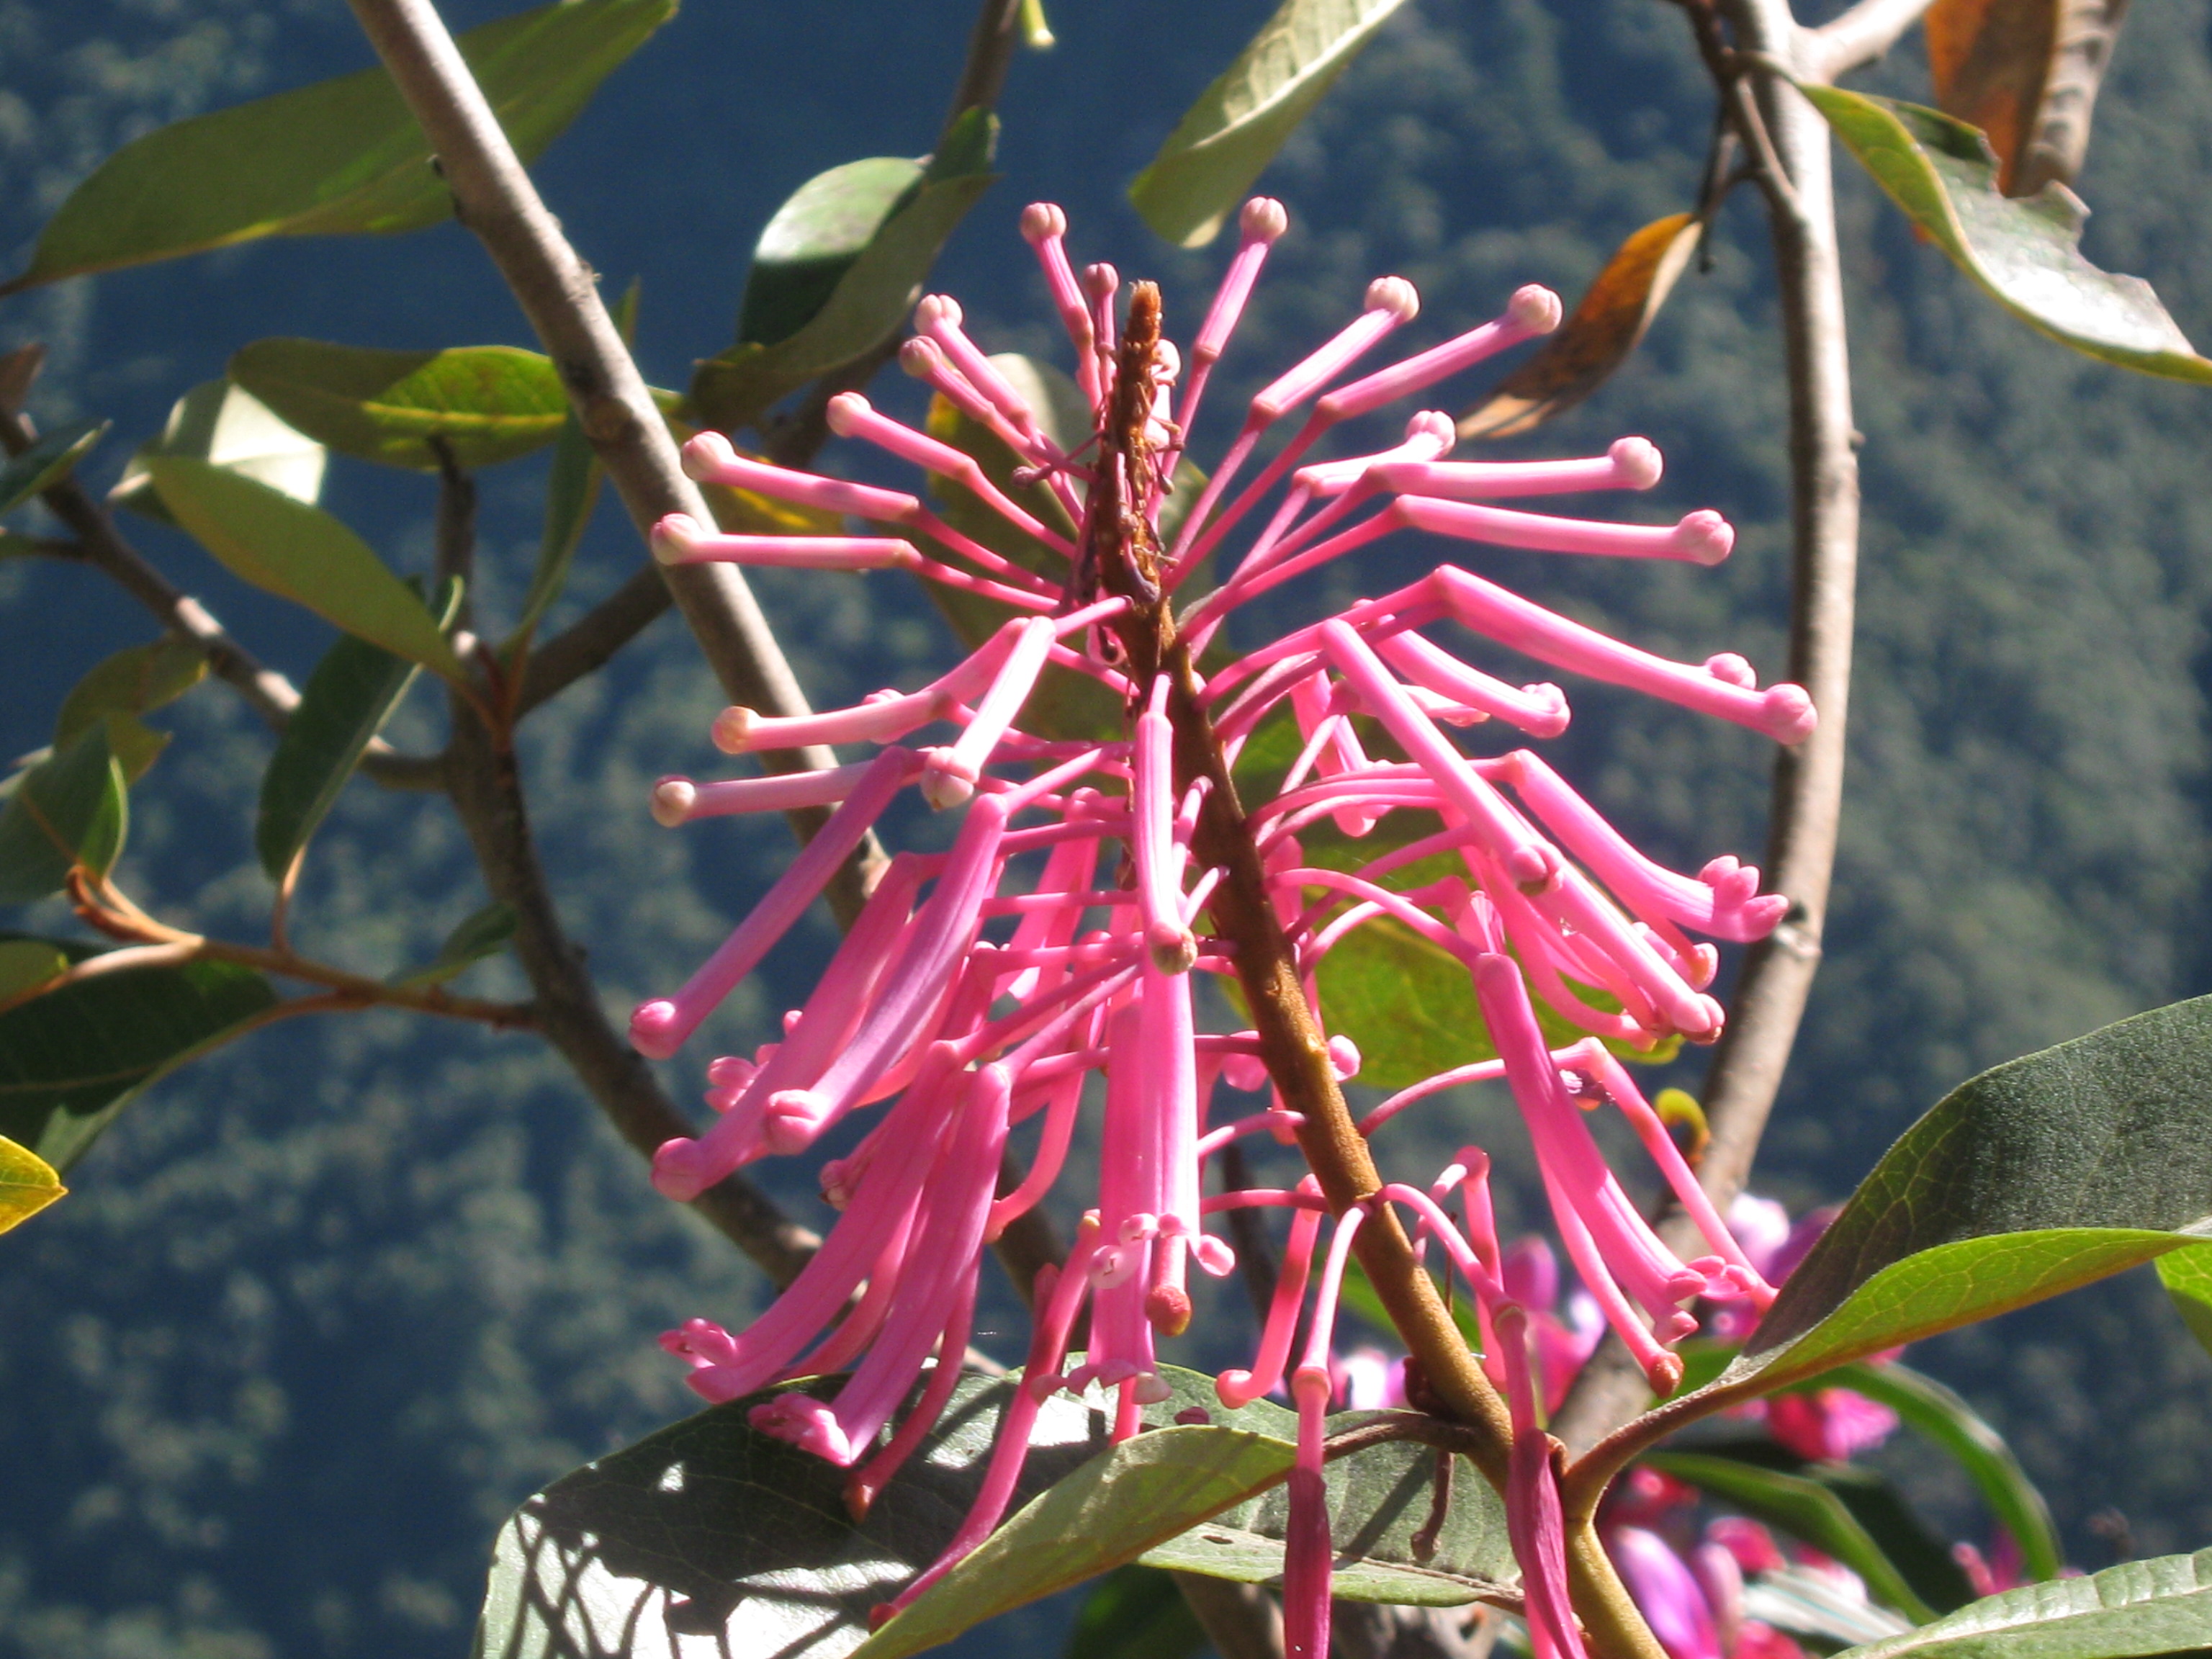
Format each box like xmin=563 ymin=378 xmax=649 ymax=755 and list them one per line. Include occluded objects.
xmin=1611 ymin=1527 xmax=1725 ymax=1659
xmin=1133 ymin=679 xmax=1197 ymax=971
xmin=1313 ymin=282 xmax=1562 ymax=424
xmin=1216 ymin=1192 xmax=1323 ymax=1410
xmin=649 ymin=758 xmax=884 ymax=826
xmin=650 ymin=513 xmax=919 ymax=571
xmin=1179 ymin=196 xmax=1287 ymax=437
xmin=1282 ymin=1204 xmax=1367 ymax=1659
xmin=683 ymin=428 xmax=922 ymax=522
xmin=827 ymin=392 xmax=1072 ymax=558
xmin=922 ymin=615 xmax=1058 ymax=809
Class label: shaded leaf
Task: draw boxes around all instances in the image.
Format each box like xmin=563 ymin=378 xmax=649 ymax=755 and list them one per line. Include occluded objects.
xmin=256 ymin=578 xmax=461 ymax=878
xmin=0 ymin=936 xmax=278 ymax=1171
xmin=1065 ymin=1565 xmax=1206 ymax=1659
xmin=2154 ymin=1241 xmax=2212 ymax=1365
xmin=0 ymin=418 xmax=108 ymax=516
xmin=1802 ymin=86 xmax=2212 ymax=383
xmin=1925 ymin=0 xmax=2128 ymax=195
xmin=0 ymin=1133 xmax=64 ymax=1234
xmin=55 ymin=638 xmax=208 ymax=783
xmin=1129 ymin=0 xmax=1411 ymax=247
xmin=390 ymin=902 xmax=518 ymax=989
xmin=737 ymin=157 xmax=929 ymax=349
xmin=689 ymin=110 xmax=999 ymax=431
xmin=1457 ymin=215 xmax=1699 ymax=439
xmin=1692 ymin=994 xmax=2212 ymax=1408
xmin=1829 ymin=1547 xmax=2212 ymax=1659
xmin=0 ymin=724 xmax=127 ymax=904
xmin=5 ymin=0 xmax=675 ymax=291
xmin=229 ymin=340 xmax=573 ymax=471
xmin=1648 ymin=1444 xmax=1972 ymax=1622
xmin=140 ymin=457 xmax=464 ymax=679
xmin=0 ymin=940 xmax=68 ymax=1002
xmin=111 ymin=379 xmax=325 ymax=526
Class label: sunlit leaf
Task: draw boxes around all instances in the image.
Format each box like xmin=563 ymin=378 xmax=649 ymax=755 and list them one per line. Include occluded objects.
xmin=1803 ymin=86 xmax=2212 ymax=383
xmin=229 ymin=340 xmax=573 ymax=470
xmin=0 ymin=724 xmax=127 ymax=905
xmin=1925 ymin=0 xmax=2128 ymax=195
xmin=0 ymin=1133 xmax=64 ymax=1234
xmin=1128 ymin=0 xmax=1411 ymax=247
xmin=0 ymin=418 xmax=108 ymax=517
xmin=0 ymin=935 xmax=278 ymax=1171
xmin=54 ymin=638 xmax=208 ymax=783
xmin=4 ymin=0 xmax=675 ymax=291
xmin=139 ymin=457 xmax=465 ymax=680
xmin=1457 ymin=214 xmax=1699 ymax=439
xmin=1828 ymin=1547 xmax=2212 ymax=1659
xmin=689 ymin=109 xmax=999 ymax=432
xmin=2154 ymin=1241 xmax=2212 ymax=1364
xmin=111 ymin=379 xmax=326 ymax=526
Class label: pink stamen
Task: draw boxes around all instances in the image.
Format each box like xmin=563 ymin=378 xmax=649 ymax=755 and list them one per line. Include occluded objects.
xmin=650 ymin=514 xmax=918 ymax=570
xmin=649 ymin=758 xmax=883 ymax=827
xmin=1313 ymin=283 xmax=1562 ymax=425
xmin=922 ymin=616 xmax=1058 ymax=809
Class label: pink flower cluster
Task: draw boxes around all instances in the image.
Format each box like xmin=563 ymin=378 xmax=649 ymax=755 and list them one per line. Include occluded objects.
xmin=628 ymin=199 xmax=1815 ymax=1648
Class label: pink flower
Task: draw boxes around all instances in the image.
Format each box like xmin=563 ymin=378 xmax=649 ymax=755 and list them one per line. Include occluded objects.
xmin=629 ymin=199 xmax=1810 ymax=1614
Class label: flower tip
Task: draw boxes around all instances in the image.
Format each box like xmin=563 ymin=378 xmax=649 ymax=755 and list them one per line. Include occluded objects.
xmin=680 ymin=428 xmax=738 ymax=479
xmin=1365 ymin=275 xmax=1421 ymax=322
xmin=649 ymin=512 xmax=702 ymax=565
xmin=711 ymin=706 xmax=756 ymax=754
xmin=1193 ymin=1234 xmax=1238 ymax=1277
xmin=1761 ymin=684 xmax=1817 ymax=745
xmin=1645 ymin=1350 xmax=1687 ymax=1394
xmin=1222 ymin=1052 xmax=1269 ymax=1092
xmin=1020 ymin=201 xmax=1069 ymax=244
xmin=649 ymin=1136 xmax=710 ymax=1200
xmin=763 ymin=1089 xmax=831 ymax=1155
xmin=706 ymin=1053 xmax=758 ymax=1089
xmin=920 ymin=750 xmax=978 ymax=810
xmin=1506 ymin=841 xmax=1562 ymax=892
xmin=1215 ymin=1370 xmax=1263 ymax=1410
xmin=630 ymin=999 xmax=685 ymax=1060
xmin=1407 ymin=409 xmax=1458 ymax=449
xmin=1241 ymin=196 xmax=1290 ymax=243
xmin=1146 ymin=1282 xmax=1194 ymax=1336
xmin=1148 ymin=922 xmax=1199 ymax=974
xmin=649 ymin=776 xmax=697 ymax=827
xmin=1675 ymin=510 xmax=1735 ymax=565
xmin=898 ymin=336 xmax=945 ymax=379
xmin=868 ymin=1603 xmax=898 ymax=1633
xmin=913 ymin=292 xmax=962 ymax=331
xmin=1609 ymin=436 xmax=1664 ymax=490
xmin=1704 ymin=652 xmax=1757 ymax=688
xmin=1510 ymin=283 xmax=1565 ymax=333
xmin=823 ymin=391 xmax=871 ymax=438
xmin=1083 ymin=261 xmax=1120 ymax=300
xmin=1327 ymin=1034 xmax=1362 ymax=1080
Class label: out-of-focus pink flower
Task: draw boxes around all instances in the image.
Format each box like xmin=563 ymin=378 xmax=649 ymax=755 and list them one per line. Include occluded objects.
xmin=1768 ymin=1388 xmax=1901 ymax=1462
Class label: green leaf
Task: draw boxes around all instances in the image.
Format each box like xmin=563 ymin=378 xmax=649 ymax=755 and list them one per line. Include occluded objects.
xmin=475 ymin=1368 xmax=1116 ymax=1659
xmin=2154 ymin=1241 xmax=2212 ymax=1364
xmin=1819 ymin=1360 xmax=2063 ymax=1586
xmin=1128 ymin=0 xmax=1411 ymax=247
xmin=737 ymin=156 xmax=929 ymax=349
xmin=1828 ymin=1547 xmax=2212 ymax=1659
xmin=0 ymin=1132 xmax=65 ymax=1234
xmin=54 ymin=638 xmax=208 ymax=783
xmin=111 ymin=379 xmax=326 ymax=527
xmin=4 ymin=0 xmax=676 ymax=292
xmin=1691 ymin=995 xmax=2212 ymax=1408
xmin=256 ymin=577 xmax=461 ymax=878
xmin=1801 ymin=86 xmax=2212 ymax=384
xmin=388 ymin=902 xmax=517 ymax=989
xmin=0 ymin=935 xmax=277 ymax=1170
xmin=1066 ymin=1565 xmax=1207 ymax=1659
xmin=0 ymin=418 xmax=108 ymax=517
xmin=0 ymin=940 xmax=68 ymax=1002
xmin=1648 ymin=1444 xmax=1972 ymax=1622
xmin=139 ymin=456 xmax=464 ymax=680
xmin=229 ymin=340 xmax=572 ymax=471
xmin=0 ymin=724 xmax=127 ymax=904
xmin=689 ymin=111 xmax=999 ymax=431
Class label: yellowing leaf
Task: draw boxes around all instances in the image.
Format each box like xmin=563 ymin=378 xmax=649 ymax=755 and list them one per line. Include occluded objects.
xmin=1925 ymin=0 xmax=2128 ymax=195
xmin=0 ymin=1133 xmax=64 ymax=1234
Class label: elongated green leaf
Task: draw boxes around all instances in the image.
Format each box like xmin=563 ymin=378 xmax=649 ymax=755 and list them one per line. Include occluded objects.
xmin=0 ymin=725 xmax=127 ymax=904
xmin=1648 ymin=1444 xmax=1972 ymax=1622
xmin=0 ymin=940 xmax=68 ymax=1002
xmin=140 ymin=457 xmax=464 ymax=679
xmin=111 ymin=379 xmax=325 ymax=526
xmin=689 ymin=110 xmax=998 ymax=431
xmin=1066 ymin=1565 xmax=1206 ymax=1659
xmin=1802 ymin=86 xmax=2212 ymax=383
xmin=0 ymin=418 xmax=107 ymax=516
xmin=0 ymin=936 xmax=277 ymax=1170
xmin=0 ymin=1133 xmax=65 ymax=1233
xmin=2154 ymin=1241 xmax=2212 ymax=1364
xmin=389 ymin=902 xmax=517 ymax=989
xmin=1683 ymin=996 xmax=2212 ymax=1412
xmin=255 ymin=576 xmax=461 ymax=878
xmin=54 ymin=638 xmax=207 ymax=783
xmin=1128 ymin=0 xmax=1410 ymax=247
xmin=5 ymin=0 xmax=675 ymax=292
xmin=1821 ymin=1361 xmax=2063 ymax=1585
xmin=1830 ymin=1547 xmax=2212 ymax=1659
xmin=737 ymin=157 xmax=928 ymax=348
xmin=230 ymin=341 xmax=572 ymax=470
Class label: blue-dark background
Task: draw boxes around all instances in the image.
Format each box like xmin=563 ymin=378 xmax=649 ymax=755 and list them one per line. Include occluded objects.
xmin=4 ymin=0 xmax=2212 ymax=1653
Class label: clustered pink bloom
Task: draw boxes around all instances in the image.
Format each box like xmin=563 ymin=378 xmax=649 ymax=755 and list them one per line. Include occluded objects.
xmin=629 ymin=198 xmax=1815 ymax=1645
